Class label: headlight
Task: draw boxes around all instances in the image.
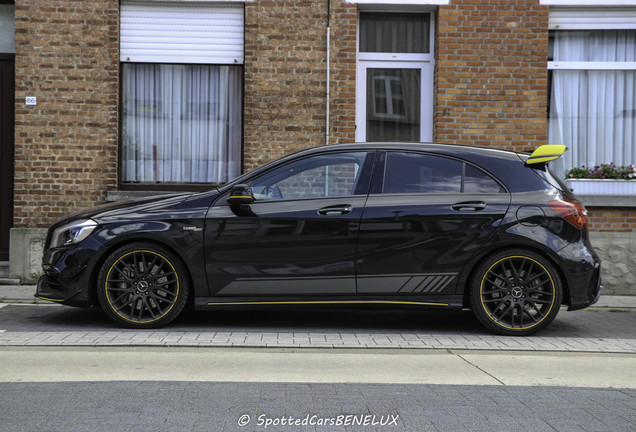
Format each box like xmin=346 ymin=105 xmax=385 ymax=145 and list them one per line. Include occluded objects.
xmin=50 ymin=219 xmax=98 ymax=248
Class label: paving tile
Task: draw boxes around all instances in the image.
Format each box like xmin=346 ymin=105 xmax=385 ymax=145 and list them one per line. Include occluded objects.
xmin=0 ymin=305 xmax=635 ymax=354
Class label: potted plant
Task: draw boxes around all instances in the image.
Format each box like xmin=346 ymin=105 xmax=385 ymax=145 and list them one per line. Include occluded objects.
xmin=565 ymin=163 xmax=636 ymax=195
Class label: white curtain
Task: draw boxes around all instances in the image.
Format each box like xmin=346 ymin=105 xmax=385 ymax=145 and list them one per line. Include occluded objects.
xmin=359 ymin=12 xmax=429 ymax=54
xmin=122 ymin=64 xmax=242 ymax=184
xmin=548 ymin=30 xmax=636 ymax=176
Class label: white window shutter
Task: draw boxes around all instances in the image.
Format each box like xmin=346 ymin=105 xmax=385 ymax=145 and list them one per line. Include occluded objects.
xmin=120 ymin=2 xmax=244 ymax=64
xmin=549 ymin=7 xmax=636 ymax=30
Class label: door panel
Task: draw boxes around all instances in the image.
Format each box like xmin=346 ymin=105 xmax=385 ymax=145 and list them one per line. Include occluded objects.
xmin=357 ymin=193 xmax=510 ymax=294
xmin=356 ymin=12 xmax=434 ymax=143
xmin=356 ymin=151 xmax=511 ymax=295
xmin=204 ymin=151 xmax=372 ymax=297
xmin=0 ymin=58 xmax=14 ymax=261
xmin=205 ymin=197 xmax=367 ymax=296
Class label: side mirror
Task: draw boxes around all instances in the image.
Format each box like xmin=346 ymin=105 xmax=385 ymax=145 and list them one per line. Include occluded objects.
xmin=227 ymin=184 xmax=254 ymax=205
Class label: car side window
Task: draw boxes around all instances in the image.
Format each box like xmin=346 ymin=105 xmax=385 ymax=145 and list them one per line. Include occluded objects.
xmin=251 ymin=152 xmax=368 ymax=201
xmin=383 ymin=152 xmax=505 ymax=194
xmin=464 ymin=164 xmax=506 ymax=193
xmin=383 ymin=152 xmax=462 ymax=193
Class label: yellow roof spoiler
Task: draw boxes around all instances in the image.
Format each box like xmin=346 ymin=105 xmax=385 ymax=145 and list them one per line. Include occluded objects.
xmin=526 ymin=144 xmax=567 ymax=165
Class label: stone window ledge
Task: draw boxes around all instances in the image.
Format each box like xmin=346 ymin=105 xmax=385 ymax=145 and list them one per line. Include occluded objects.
xmin=577 ymin=195 xmax=636 ymax=208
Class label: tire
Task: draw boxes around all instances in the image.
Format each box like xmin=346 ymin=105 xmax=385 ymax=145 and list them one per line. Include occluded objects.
xmin=470 ymin=249 xmax=562 ymax=336
xmin=97 ymin=242 xmax=190 ymax=328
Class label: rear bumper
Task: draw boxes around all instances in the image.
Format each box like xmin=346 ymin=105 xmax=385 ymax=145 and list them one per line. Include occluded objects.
xmin=568 ymin=262 xmax=602 ymax=311
xmin=551 ymin=234 xmax=602 ymax=312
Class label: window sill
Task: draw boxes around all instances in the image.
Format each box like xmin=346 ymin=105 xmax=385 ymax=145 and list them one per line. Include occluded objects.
xmin=576 ymin=195 xmax=636 ymax=208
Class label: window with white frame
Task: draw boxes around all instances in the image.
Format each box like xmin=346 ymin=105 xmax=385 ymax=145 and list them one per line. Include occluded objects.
xmin=120 ymin=2 xmax=243 ymax=186
xmin=547 ymin=8 xmax=636 ymax=177
xmin=356 ymin=10 xmax=434 ymax=143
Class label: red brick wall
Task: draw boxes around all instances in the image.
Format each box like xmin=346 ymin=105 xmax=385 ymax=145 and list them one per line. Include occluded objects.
xmin=13 ymin=0 xmax=119 ymax=228
xmin=587 ymin=208 xmax=636 ymax=233
xmin=243 ymin=0 xmax=356 ymax=172
xmin=435 ymin=0 xmax=549 ymax=152
xmin=327 ymin=0 xmax=357 ymax=146
xmin=12 ymin=0 xmax=633 ymax=235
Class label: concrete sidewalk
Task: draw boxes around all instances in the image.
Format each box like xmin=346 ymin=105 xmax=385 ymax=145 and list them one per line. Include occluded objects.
xmin=2 ymin=284 xmax=635 ymax=308
xmin=0 ymin=285 xmax=42 ymax=303
xmin=2 ymin=347 xmax=635 ymax=388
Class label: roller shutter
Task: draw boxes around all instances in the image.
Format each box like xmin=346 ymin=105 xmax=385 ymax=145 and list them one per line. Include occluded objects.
xmin=120 ymin=1 xmax=244 ymax=64
xmin=549 ymin=7 xmax=636 ymax=30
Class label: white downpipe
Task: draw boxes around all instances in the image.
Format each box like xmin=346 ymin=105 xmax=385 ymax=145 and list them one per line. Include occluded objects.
xmin=326 ymin=26 xmax=331 ymax=146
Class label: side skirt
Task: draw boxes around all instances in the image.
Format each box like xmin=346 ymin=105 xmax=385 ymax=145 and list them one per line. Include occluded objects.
xmin=194 ymin=295 xmax=464 ymax=311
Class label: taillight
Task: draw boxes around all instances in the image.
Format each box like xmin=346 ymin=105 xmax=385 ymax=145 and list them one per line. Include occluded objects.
xmin=548 ymin=199 xmax=588 ymax=230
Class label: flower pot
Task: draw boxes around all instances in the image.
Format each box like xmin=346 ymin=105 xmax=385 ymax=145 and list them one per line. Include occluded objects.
xmin=565 ymin=179 xmax=636 ymax=196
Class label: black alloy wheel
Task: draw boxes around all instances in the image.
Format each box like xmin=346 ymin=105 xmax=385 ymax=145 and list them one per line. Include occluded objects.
xmin=97 ymin=242 xmax=189 ymax=328
xmin=470 ymin=249 xmax=562 ymax=336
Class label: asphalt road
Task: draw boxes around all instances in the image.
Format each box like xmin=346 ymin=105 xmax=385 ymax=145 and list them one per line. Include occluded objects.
xmin=0 ymin=303 xmax=635 ymax=432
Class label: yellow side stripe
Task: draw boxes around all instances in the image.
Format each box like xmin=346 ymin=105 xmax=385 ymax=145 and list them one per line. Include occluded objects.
xmin=207 ymin=300 xmax=449 ymax=307
xmin=36 ymin=296 xmax=64 ymax=302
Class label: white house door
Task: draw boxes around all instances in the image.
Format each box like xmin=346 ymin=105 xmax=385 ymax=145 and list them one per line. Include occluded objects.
xmin=356 ymin=11 xmax=434 ymax=143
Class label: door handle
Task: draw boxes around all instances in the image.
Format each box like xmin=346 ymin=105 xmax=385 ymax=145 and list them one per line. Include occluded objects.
xmin=452 ymin=201 xmax=487 ymax=212
xmin=318 ymin=205 xmax=352 ymax=216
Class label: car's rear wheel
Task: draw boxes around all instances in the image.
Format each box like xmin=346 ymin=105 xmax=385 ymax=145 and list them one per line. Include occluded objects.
xmin=470 ymin=250 xmax=562 ymax=336
xmin=97 ymin=242 xmax=189 ymax=328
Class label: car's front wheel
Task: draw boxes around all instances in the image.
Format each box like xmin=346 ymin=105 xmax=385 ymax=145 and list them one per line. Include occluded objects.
xmin=470 ymin=250 xmax=562 ymax=336
xmin=97 ymin=242 xmax=189 ymax=328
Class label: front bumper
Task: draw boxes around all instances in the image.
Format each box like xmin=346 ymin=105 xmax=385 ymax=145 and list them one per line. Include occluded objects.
xmin=36 ymin=275 xmax=67 ymax=303
xmin=35 ymin=237 xmax=103 ymax=307
xmin=36 ymin=274 xmax=89 ymax=307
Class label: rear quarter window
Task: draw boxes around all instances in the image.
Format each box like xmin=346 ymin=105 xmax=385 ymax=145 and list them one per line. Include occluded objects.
xmin=464 ymin=164 xmax=506 ymax=193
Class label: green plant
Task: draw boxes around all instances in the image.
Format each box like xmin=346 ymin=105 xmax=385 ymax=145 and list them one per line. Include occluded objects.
xmin=567 ymin=163 xmax=636 ymax=180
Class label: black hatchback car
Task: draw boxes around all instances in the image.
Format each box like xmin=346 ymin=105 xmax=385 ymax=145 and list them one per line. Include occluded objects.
xmin=37 ymin=143 xmax=601 ymax=335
